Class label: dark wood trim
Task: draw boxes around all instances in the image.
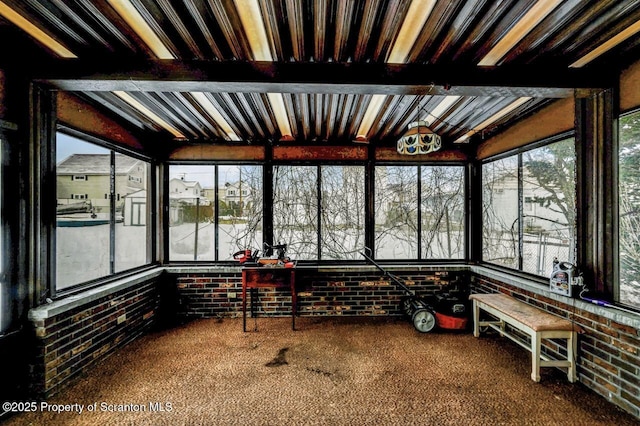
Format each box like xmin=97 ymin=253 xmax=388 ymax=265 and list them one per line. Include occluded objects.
xmin=35 ymin=60 xmax=613 ymax=98
xmin=467 ymin=161 xmax=482 ymax=263
xmin=576 ymin=89 xmax=618 ymax=298
xmin=263 ymin=144 xmax=274 ymax=252
xmin=365 ymin=144 xmax=375 ymax=256
xmin=32 ymin=86 xmax=57 ymax=300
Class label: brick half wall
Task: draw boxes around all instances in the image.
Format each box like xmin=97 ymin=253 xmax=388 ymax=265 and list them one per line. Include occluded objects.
xmin=172 ymin=266 xmax=469 ymax=319
xmin=28 ymin=272 xmax=163 ymax=397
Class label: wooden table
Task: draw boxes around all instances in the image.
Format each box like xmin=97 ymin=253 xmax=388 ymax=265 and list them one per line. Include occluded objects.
xmin=242 ymin=266 xmax=297 ymax=332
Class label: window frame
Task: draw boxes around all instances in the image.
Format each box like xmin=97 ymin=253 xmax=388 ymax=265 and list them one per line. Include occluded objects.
xmin=165 ymin=159 xmax=468 ymax=265
xmin=374 ymin=163 xmax=467 ymax=260
xmin=165 ymin=161 xmax=264 ymax=263
xmin=480 ymin=132 xmax=577 ymax=280
xmin=617 ymin=107 xmax=640 ymax=309
xmin=51 ymin=126 xmax=157 ymax=298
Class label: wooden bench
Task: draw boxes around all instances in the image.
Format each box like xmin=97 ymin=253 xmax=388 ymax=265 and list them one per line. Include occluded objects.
xmin=469 ymin=293 xmax=582 ymax=383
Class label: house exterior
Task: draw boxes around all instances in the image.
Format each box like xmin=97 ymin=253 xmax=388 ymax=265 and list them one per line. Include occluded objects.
xmin=168 ymin=178 xmax=209 ymax=225
xmin=222 ymin=181 xmax=253 ymax=213
xmin=56 ymin=154 xmax=146 ymax=213
xmin=169 ymin=177 xmax=205 ymax=203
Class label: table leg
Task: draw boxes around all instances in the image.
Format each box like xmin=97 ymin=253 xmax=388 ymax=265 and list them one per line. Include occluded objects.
xmin=242 ymin=283 xmax=246 ymax=332
xmin=567 ymin=332 xmax=577 ymax=383
xmin=531 ymin=332 xmax=541 ymax=382
xmin=473 ymin=300 xmax=480 ymax=337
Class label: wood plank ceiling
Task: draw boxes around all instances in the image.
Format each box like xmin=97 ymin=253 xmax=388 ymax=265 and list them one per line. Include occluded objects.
xmin=2 ymin=0 xmax=640 ymax=148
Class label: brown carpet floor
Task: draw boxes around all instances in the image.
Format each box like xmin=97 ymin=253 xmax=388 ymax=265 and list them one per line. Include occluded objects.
xmin=5 ymin=317 xmax=638 ymax=426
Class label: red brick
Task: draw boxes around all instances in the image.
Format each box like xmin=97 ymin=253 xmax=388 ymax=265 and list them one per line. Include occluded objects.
xmin=610 ymin=321 xmax=638 ymax=336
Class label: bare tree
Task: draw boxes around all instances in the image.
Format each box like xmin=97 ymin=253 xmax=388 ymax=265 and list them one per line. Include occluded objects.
xmin=374 ymin=166 xmax=418 ymax=258
xmin=421 ymin=166 xmax=465 ymax=258
xmin=619 ymin=113 xmax=640 ymax=306
xmin=482 ymin=157 xmax=519 ymax=268
xmin=273 ymin=166 xmax=319 ymax=259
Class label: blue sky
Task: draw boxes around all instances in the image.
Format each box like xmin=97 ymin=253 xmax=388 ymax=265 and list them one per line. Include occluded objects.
xmin=56 ymin=132 xmax=109 ymax=163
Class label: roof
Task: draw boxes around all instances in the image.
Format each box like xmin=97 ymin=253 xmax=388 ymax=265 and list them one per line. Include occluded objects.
xmin=57 ymin=154 xmax=140 ymax=175
xmin=3 ymin=1 xmax=640 ymax=149
xmin=169 ymin=178 xmax=201 ymax=188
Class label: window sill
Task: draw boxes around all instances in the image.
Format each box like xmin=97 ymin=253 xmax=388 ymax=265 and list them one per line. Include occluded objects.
xmin=28 ymin=263 xmax=640 ymax=331
xmin=29 ymin=267 xmax=164 ymax=321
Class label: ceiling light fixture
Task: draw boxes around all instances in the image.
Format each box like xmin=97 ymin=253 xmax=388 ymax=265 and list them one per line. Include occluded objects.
xmin=397 ymin=120 xmax=441 ymax=155
xmin=0 ymin=0 xmax=76 ymax=58
xmin=478 ymin=0 xmax=562 ymax=66
xmin=107 ymin=0 xmax=174 ymax=59
xmin=114 ymin=91 xmax=186 ymax=139
xmin=570 ymin=19 xmax=640 ymax=68
xmin=454 ymin=97 xmax=532 ymax=143
xmin=192 ymin=92 xmax=240 ymax=141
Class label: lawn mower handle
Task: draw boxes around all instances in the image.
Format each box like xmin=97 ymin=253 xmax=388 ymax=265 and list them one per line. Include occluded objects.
xmin=360 ymin=248 xmax=414 ymax=296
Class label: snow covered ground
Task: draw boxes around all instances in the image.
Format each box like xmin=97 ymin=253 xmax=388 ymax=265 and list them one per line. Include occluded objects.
xmin=55 ymin=221 xmax=640 ymax=307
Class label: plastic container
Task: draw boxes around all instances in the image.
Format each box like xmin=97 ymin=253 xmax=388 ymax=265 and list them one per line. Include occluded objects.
xmin=435 ymin=312 xmax=468 ymax=330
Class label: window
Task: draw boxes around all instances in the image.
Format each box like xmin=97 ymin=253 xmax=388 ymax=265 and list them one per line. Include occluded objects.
xmin=115 ymin=155 xmax=149 ymax=272
xmin=219 ymin=165 xmax=263 ymax=260
xmin=421 ymin=166 xmax=465 ymax=259
xmin=375 ymin=166 xmax=418 ymax=258
xmin=321 ymin=166 xmax=365 ymax=260
xmin=273 ymin=166 xmax=318 ymax=260
xmin=273 ymin=165 xmax=365 ymax=261
xmin=168 ymin=165 xmax=263 ymax=261
xmin=375 ymin=165 xmax=465 ymax=260
xmin=482 ymin=137 xmax=576 ymax=276
xmin=169 ymin=166 xmax=214 ymax=261
xmin=72 ymin=175 xmax=87 ymax=181
xmin=619 ymin=110 xmax=640 ymax=308
xmin=521 ymin=141 xmax=576 ymax=275
xmin=55 ymin=132 xmax=152 ymax=290
xmin=483 ymin=157 xmax=519 ymax=269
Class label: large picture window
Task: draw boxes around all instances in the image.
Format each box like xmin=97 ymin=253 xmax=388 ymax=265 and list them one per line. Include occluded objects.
xmin=482 ymin=137 xmax=576 ymax=277
xmin=375 ymin=165 xmax=465 ymax=260
xmin=168 ymin=165 xmax=263 ymax=261
xmin=619 ymin=110 xmax=640 ymax=308
xmin=55 ymin=132 xmax=152 ymax=290
xmin=273 ymin=165 xmax=365 ymax=260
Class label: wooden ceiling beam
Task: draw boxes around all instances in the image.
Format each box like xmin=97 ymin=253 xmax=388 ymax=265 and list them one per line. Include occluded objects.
xmin=34 ymin=60 xmax=613 ymax=98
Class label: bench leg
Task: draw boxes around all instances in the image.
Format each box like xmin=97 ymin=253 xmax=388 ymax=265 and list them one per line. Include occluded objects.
xmin=473 ymin=300 xmax=480 ymax=337
xmin=567 ymin=332 xmax=577 ymax=383
xmin=531 ymin=332 xmax=541 ymax=382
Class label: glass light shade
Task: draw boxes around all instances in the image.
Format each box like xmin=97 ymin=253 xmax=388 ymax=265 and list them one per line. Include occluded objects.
xmin=397 ymin=121 xmax=441 ymax=155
